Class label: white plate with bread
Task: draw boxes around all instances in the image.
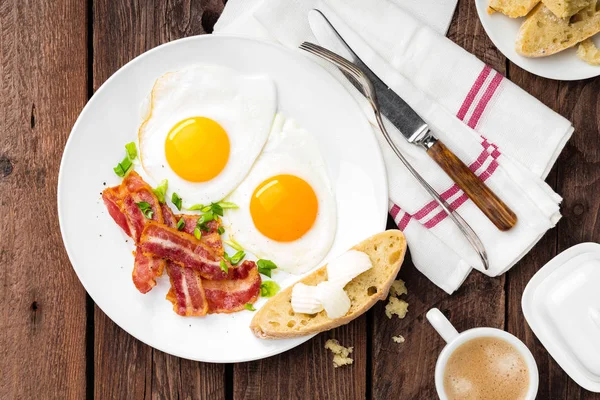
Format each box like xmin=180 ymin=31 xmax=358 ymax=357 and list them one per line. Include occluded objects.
xmin=476 ymin=0 xmax=600 ymax=80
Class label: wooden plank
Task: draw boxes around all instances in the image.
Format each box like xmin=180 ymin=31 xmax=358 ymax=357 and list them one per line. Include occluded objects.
xmin=370 ymin=1 xmax=508 ymax=397
xmin=92 ymin=1 xmax=226 ymax=399
xmin=233 ymin=319 xmax=367 ymax=399
xmin=0 ymin=0 xmax=88 ymax=398
xmin=507 ymin=64 xmax=600 ymax=400
xmin=504 ymin=63 xmax=566 ymax=400
xmin=555 ymin=78 xmax=600 ymax=400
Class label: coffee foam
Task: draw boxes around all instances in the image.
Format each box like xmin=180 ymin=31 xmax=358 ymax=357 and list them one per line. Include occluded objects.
xmin=443 ymin=336 xmax=529 ymax=400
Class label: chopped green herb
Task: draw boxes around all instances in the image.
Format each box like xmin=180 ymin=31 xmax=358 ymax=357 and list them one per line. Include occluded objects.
xmin=172 ymin=192 xmax=182 ymax=210
xmin=136 ymin=201 xmax=154 ymax=219
xmin=217 ymin=201 xmax=238 ymax=210
xmin=217 ymin=226 xmax=225 ymax=235
xmin=224 ymin=239 xmax=244 ymax=252
xmin=260 ymin=281 xmax=280 ymax=297
xmin=244 ymin=303 xmax=256 ymax=311
xmin=113 ymin=156 xmax=133 ymax=177
xmin=219 ymin=259 xmax=229 ymax=274
xmin=176 ymin=218 xmax=185 ymax=231
xmin=195 ymin=211 xmax=216 ymax=232
xmin=223 ymin=250 xmax=245 ymax=266
xmin=153 ymin=179 xmax=168 ymax=204
xmin=257 ymin=259 xmax=278 ymax=278
xmin=193 ymin=227 xmax=202 ymax=240
xmin=125 ymin=142 xmax=137 ymax=159
xmin=211 ymin=203 xmax=224 ymax=217
xmin=197 ymin=201 xmax=237 ymax=215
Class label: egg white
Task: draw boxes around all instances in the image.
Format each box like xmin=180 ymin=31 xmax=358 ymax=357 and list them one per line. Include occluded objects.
xmin=139 ymin=65 xmax=277 ymax=205
xmin=225 ymin=115 xmax=337 ymax=274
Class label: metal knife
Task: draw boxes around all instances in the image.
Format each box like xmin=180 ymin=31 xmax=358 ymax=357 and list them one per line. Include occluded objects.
xmin=308 ymin=10 xmax=517 ymax=232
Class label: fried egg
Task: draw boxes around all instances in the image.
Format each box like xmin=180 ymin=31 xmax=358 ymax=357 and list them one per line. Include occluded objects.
xmin=225 ymin=115 xmax=337 ymax=274
xmin=139 ymin=65 xmax=276 ymax=204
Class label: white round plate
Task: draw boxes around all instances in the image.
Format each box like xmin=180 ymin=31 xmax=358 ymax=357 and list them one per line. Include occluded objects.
xmin=58 ymin=35 xmax=388 ymax=363
xmin=475 ymin=0 xmax=600 ymax=80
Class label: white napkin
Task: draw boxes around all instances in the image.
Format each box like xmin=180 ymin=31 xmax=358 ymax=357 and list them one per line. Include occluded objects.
xmin=214 ymin=0 xmax=573 ymax=294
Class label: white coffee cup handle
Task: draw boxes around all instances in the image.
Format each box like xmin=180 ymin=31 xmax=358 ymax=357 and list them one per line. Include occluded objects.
xmin=427 ymin=308 xmax=459 ymax=343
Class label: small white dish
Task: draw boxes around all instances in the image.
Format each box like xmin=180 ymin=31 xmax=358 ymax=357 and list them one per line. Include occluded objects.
xmin=475 ymin=0 xmax=600 ymax=81
xmin=522 ymin=242 xmax=600 ymax=393
xmin=427 ymin=308 xmax=539 ymax=399
xmin=57 ymin=35 xmax=388 ymax=363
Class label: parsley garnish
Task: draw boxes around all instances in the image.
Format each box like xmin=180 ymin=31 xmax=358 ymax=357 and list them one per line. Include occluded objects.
xmin=260 ymin=281 xmax=280 ymax=297
xmin=219 ymin=259 xmax=229 ymax=274
xmin=153 ymin=179 xmax=168 ymax=204
xmin=217 ymin=226 xmax=225 ymax=235
xmin=257 ymin=259 xmax=278 ymax=278
xmin=176 ymin=218 xmax=185 ymax=231
xmin=244 ymin=303 xmax=256 ymax=311
xmin=223 ymin=250 xmax=245 ymax=266
xmin=136 ymin=201 xmax=154 ymax=219
xmin=171 ymin=192 xmax=182 ymax=211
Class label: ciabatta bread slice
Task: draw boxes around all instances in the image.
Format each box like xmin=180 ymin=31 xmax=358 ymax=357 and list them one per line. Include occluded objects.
xmin=516 ymin=1 xmax=600 ymax=57
xmin=542 ymin=0 xmax=592 ymax=18
xmin=488 ymin=0 xmax=540 ymax=18
xmin=250 ymin=230 xmax=407 ymax=339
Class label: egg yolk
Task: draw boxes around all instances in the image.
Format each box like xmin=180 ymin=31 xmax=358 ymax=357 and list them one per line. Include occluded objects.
xmin=165 ymin=117 xmax=230 ymax=182
xmin=250 ymin=174 xmax=318 ymax=242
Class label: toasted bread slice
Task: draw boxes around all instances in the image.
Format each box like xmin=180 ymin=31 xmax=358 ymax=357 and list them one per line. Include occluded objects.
xmin=542 ymin=0 xmax=592 ymax=18
xmin=488 ymin=0 xmax=540 ymax=18
xmin=577 ymin=37 xmax=600 ymax=64
xmin=250 ymin=230 xmax=407 ymax=339
xmin=516 ymin=1 xmax=600 ymax=57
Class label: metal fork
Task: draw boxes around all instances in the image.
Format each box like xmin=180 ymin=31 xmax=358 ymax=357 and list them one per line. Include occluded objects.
xmin=300 ymin=41 xmax=489 ymax=271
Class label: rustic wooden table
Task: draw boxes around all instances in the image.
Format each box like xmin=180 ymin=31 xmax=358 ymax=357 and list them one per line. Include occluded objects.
xmin=1 ymin=0 xmax=599 ymax=398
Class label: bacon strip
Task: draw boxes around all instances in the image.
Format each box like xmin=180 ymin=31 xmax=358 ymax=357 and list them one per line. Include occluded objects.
xmin=139 ymin=222 xmax=243 ymax=281
xmin=133 ymin=250 xmax=166 ymax=294
xmin=163 ymin=206 xmax=222 ymax=252
xmin=104 ymin=172 xmax=261 ymax=315
xmin=102 ymin=171 xmax=166 ymax=293
xmin=165 ymin=262 xmax=208 ymax=316
xmin=203 ymin=261 xmax=261 ymax=313
xmin=102 ymin=186 xmax=131 ymax=236
xmin=102 ymin=171 xmax=164 ymax=241
xmin=162 ymin=203 xmax=209 ymax=315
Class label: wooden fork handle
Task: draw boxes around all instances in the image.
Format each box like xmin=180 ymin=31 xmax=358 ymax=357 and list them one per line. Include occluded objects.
xmin=426 ymin=140 xmax=517 ymax=231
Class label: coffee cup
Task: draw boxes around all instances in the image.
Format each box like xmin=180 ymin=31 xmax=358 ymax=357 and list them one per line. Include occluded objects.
xmin=426 ymin=308 xmax=539 ymax=400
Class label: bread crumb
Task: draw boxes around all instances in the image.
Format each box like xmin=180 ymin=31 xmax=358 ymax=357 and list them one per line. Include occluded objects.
xmin=325 ymin=339 xmax=353 ymax=368
xmin=577 ymin=38 xmax=600 ymax=65
xmin=392 ymin=335 xmax=405 ymax=343
xmin=389 ymin=279 xmax=407 ymax=297
xmin=386 ymin=279 xmax=409 ymax=319
xmin=385 ymin=297 xmax=409 ymax=319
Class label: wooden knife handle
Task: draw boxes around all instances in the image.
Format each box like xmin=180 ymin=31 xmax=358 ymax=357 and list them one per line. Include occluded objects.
xmin=427 ymin=140 xmax=517 ymax=231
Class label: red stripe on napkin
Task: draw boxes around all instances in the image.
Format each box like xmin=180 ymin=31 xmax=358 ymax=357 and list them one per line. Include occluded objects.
xmin=390 ymin=65 xmax=506 ymax=232
xmin=456 ymin=65 xmax=491 ymax=121
xmin=467 ymin=72 xmax=503 ymax=129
